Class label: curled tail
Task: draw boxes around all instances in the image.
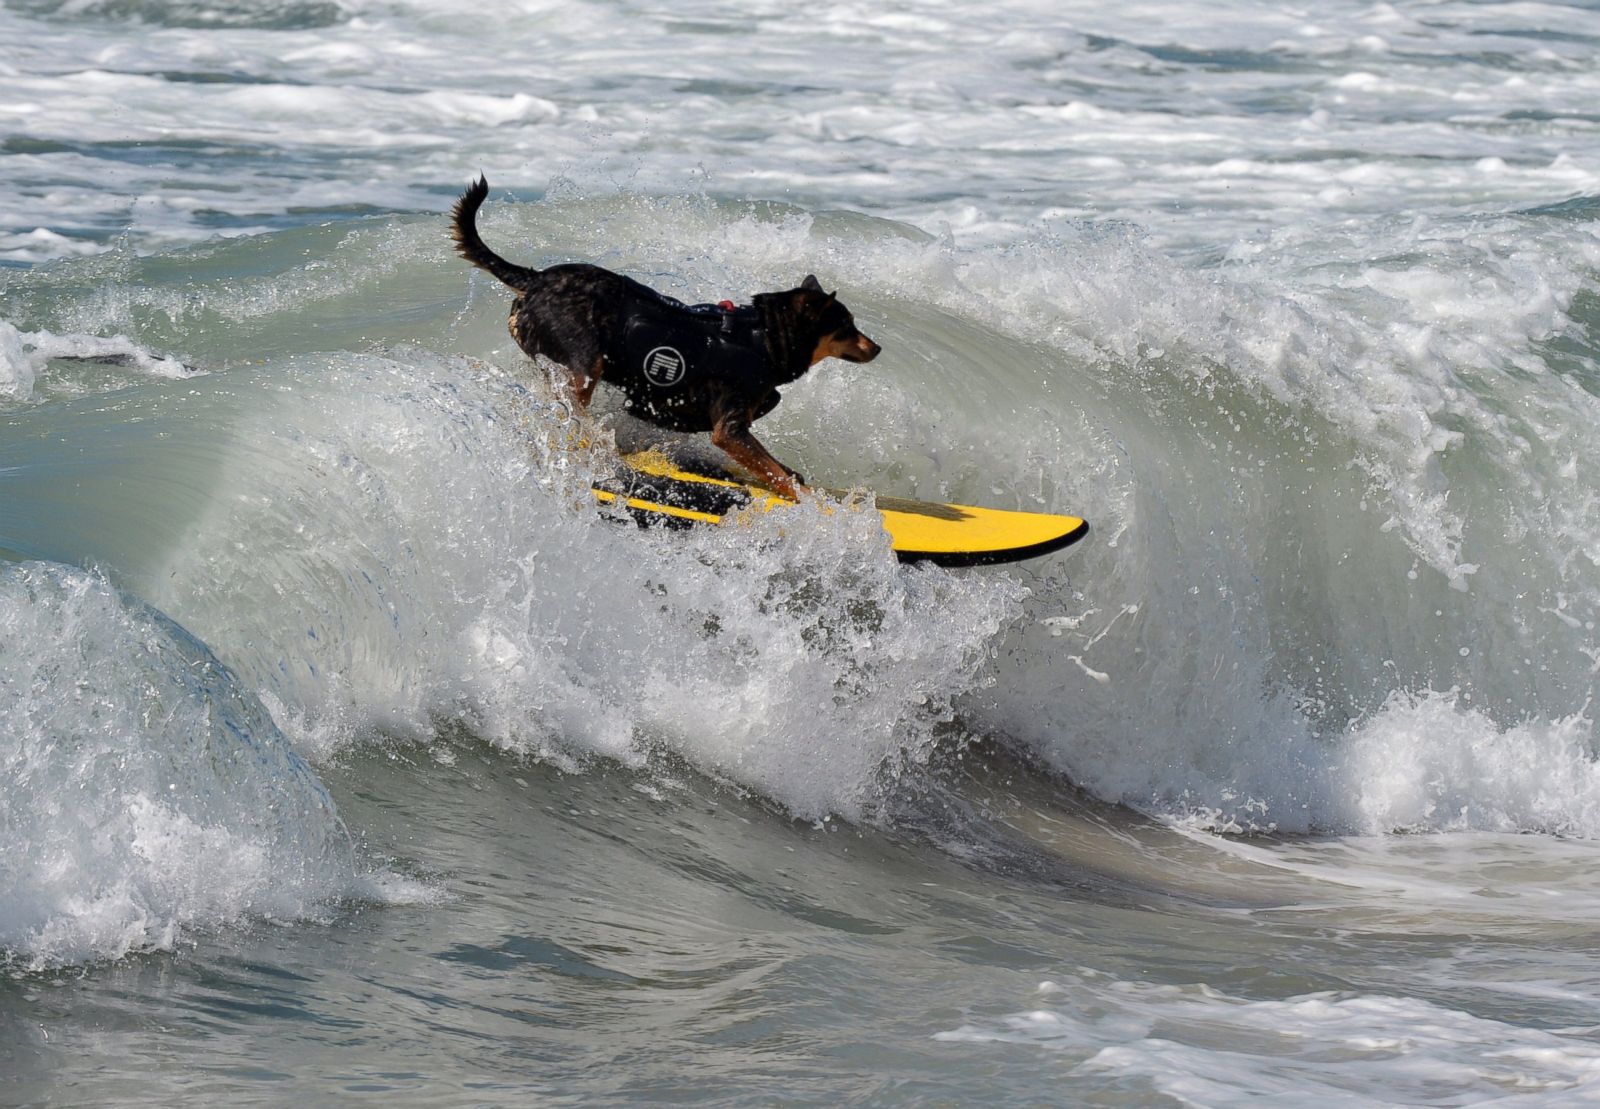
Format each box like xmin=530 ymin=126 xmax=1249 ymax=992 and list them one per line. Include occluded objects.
xmin=451 ymin=176 xmax=537 ymax=290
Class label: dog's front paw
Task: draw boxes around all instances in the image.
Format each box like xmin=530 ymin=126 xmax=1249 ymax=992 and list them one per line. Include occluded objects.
xmin=771 ymin=473 xmax=807 ymax=501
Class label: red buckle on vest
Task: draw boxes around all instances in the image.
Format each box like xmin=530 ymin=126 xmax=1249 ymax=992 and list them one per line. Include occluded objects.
xmin=718 ymin=299 xmax=736 ymax=311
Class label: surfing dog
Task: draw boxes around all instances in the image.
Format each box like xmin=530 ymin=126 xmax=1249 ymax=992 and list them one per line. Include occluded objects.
xmin=451 ymin=176 xmax=880 ymax=499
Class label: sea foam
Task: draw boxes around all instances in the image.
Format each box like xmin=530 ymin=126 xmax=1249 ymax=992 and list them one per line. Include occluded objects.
xmin=0 ymin=562 xmax=358 ymax=969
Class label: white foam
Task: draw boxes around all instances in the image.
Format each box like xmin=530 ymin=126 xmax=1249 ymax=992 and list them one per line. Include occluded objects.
xmin=1338 ymin=691 xmax=1600 ymax=836
xmin=0 ymin=318 xmax=196 ymax=403
xmin=3 ymin=0 xmax=1600 ymax=260
xmin=0 ymin=227 xmax=101 ymax=263
xmin=32 ymin=354 xmax=1024 ymax=822
xmin=0 ymin=562 xmax=360 ymax=969
xmin=937 ymin=972 xmax=1600 ymax=1103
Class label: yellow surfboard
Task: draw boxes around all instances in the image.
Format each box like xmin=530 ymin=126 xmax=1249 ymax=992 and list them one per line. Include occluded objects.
xmin=591 ymin=452 xmax=1087 ymax=567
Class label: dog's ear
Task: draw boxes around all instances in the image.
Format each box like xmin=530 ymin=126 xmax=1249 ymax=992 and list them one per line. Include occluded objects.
xmin=792 ymin=288 xmax=837 ymax=319
xmin=801 ymin=274 xmax=823 ymax=293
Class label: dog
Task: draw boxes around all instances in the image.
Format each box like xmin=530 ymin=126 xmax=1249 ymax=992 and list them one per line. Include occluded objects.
xmin=451 ymin=176 xmax=880 ymax=499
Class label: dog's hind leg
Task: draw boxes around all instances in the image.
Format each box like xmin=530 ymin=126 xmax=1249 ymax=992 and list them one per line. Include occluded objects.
xmin=571 ymin=356 xmax=603 ymax=409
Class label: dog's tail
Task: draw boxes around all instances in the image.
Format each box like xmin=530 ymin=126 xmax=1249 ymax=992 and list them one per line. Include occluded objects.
xmin=451 ymin=176 xmax=537 ymax=290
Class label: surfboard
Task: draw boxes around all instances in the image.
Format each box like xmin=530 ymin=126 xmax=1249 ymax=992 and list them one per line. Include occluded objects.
xmin=591 ymin=451 xmax=1087 ymax=567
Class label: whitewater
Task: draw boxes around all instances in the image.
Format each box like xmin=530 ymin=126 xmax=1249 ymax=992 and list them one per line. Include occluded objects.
xmin=5 ymin=0 xmax=1600 ymax=1103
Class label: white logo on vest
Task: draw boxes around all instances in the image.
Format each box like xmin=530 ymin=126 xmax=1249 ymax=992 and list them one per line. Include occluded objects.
xmin=642 ymin=346 xmax=687 ymax=388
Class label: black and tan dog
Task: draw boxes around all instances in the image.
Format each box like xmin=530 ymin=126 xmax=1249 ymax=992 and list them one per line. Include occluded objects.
xmin=451 ymin=176 xmax=880 ymax=498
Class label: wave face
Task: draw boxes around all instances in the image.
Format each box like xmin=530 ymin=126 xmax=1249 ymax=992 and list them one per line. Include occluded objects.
xmin=3 ymin=193 xmax=1599 ymax=837
xmin=0 ymin=344 xmax=1023 ymax=822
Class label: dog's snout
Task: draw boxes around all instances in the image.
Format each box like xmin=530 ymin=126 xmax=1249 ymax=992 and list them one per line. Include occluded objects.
xmin=856 ymin=335 xmax=882 ymax=361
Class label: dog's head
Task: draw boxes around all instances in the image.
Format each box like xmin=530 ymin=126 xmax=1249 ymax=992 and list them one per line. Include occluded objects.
xmin=792 ymin=274 xmax=881 ymax=366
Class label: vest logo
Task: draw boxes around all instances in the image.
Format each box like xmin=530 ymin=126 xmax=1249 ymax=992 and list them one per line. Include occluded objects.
xmin=642 ymin=346 xmax=687 ymax=388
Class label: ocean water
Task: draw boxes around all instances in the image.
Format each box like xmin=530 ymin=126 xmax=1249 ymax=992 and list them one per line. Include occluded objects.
xmin=5 ymin=0 xmax=1600 ymax=1102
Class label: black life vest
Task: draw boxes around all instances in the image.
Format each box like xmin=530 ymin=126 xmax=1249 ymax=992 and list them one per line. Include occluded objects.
xmin=602 ymin=290 xmax=782 ymax=433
